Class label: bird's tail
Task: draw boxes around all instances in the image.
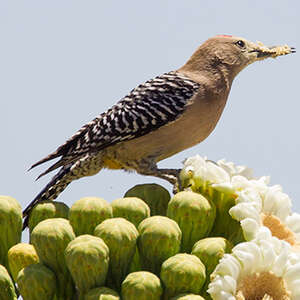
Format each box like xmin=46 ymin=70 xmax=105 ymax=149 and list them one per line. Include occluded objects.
xmin=22 ymin=164 xmax=73 ymax=230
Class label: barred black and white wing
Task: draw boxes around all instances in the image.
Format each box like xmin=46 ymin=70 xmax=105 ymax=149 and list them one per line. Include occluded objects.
xmin=30 ymin=71 xmax=200 ymax=179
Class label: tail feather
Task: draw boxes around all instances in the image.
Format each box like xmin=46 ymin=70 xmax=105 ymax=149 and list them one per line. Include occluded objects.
xmin=34 ymin=155 xmax=81 ymax=181
xmin=28 ymin=122 xmax=91 ymax=171
xmin=28 ymin=152 xmax=63 ymax=171
xmin=23 ymin=164 xmax=72 ymax=230
xmin=35 ymin=159 xmax=65 ymax=181
xmin=24 ymin=152 xmax=102 ymax=230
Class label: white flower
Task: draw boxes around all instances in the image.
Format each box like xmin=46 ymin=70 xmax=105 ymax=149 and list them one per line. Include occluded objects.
xmin=217 ymin=159 xmax=254 ymax=180
xmin=181 ymin=155 xmax=300 ymax=248
xmin=229 ymin=184 xmax=299 ymax=247
xmin=180 ymin=155 xmax=230 ymax=191
xmin=208 ymin=236 xmax=300 ymax=300
xmin=181 ymin=155 xmax=268 ymax=197
xmin=212 ymin=175 xmax=270 ymax=196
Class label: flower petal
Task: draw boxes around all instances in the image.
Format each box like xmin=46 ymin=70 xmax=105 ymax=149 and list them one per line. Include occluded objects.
xmin=217 ymin=159 xmax=254 ymax=179
xmin=233 ymin=241 xmax=262 ymax=275
xmin=213 ymin=254 xmax=241 ymax=280
xmin=229 ymin=202 xmax=260 ymax=223
xmin=240 ymin=218 xmax=260 ymax=241
xmin=286 ymin=213 xmax=300 ymax=235
xmin=263 ymin=185 xmax=291 ymax=221
xmin=212 ymin=182 xmax=235 ymax=194
xmin=272 ymin=242 xmax=290 ymax=277
xmin=208 ymin=275 xmax=236 ymax=300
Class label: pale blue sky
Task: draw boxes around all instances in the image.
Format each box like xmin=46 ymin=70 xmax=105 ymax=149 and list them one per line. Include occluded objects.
xmin=1 ymin=1 xmax=299 ymax=238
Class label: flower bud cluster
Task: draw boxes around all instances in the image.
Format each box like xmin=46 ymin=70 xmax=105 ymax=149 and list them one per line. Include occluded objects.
xmin=0 ymin=156 xmax=299 ymax=299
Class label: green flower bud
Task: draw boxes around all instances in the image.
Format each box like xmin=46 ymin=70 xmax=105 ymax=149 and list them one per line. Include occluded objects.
xmin=28 ymin=201 xmax=69 ymax=233
xmin=0 ymin=264 xmax=17 ymax=300
xmin=7 ymin=243 xmax=39 ymax=282
xmin=179 ymin=156 xmax=244 ymax=244
xmin=84 ymin=287 xmax=120 ymax=300
xmin=0 ymin=196 xmax=22 ymax=268
xmin=65 ymin=235 xmax=110 ymax=300
xmin=209 ymin=193 xmax=244 ymax=244
xmin=171 ymin=294 xmax=205 ymax=300
xmin=137 ymin=216 xmax=181 ymax=275
xmin=167 ymin=191 xmax=216 ymax=252
xmin=31 ymin=218 xmax=75 ymax=300
xmin=94 ymin=218 xmax=138 ymax=290
xmin=111 ymin=197 xmax=150 ymax=228
xmin=192 ymin=237 xmax=233 ymax=299
xmin=160 ymin=254 xmax=206 ymax=300
xmin=191 ymin=237 xmax=232 ymax=276
xmin=121 ymin=271 xmax=163 ymax=300
xmin=69 ymin=197 xmax=112 ymax=236
xmin=124 ymin=184 xmax=170 ymax=216
xmin=17 ymin=263 xmax=56 ymax=300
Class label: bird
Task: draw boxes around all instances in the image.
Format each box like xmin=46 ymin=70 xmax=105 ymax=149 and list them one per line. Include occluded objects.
xmin=23 ymin=35 xmax=295 ymax=228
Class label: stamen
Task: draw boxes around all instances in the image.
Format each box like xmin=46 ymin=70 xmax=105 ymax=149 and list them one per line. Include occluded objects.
xmin=262 ymin=214 xmax=296 ymax=246
xmin=236 ymin=271 xmax=290 ymax=300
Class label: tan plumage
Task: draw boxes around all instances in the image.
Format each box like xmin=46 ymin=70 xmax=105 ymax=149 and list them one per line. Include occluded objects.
xmin=23 ymin=35 xmax=294 ymax=228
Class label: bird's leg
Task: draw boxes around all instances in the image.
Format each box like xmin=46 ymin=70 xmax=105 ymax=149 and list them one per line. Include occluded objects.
xmin=155 ymin=168 xmax=183 ymax=194
xmin=151 ymin=168 xmax=180 ymax=184
xmin=136 ymin=164 xmax=182 ymax=193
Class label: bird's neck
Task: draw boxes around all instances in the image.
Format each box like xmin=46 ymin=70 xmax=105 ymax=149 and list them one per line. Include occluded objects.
xmin=178 ymin=63 xmax=234 ymax=97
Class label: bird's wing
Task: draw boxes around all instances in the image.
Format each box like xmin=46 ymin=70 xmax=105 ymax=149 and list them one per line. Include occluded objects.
xmin=30 ymin=71 xmax=200 ymax=178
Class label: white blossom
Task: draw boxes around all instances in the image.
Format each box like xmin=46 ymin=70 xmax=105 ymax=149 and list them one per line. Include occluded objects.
xmin=208 ymin=236 xmax=300 ymax=300
xmin=217 ymin=159 xmax=254 ymax=180
xmin=229 ymin=183 xmax=298 ymax=246
xmin=180 ymin=155 xmax=230 ymax=193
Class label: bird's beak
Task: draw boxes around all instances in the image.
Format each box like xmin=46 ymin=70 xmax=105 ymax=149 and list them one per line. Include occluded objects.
xmin=249 ymin=41 xmax=296 ymax=61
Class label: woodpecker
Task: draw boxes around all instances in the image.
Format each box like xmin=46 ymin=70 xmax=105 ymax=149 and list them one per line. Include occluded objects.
xmin=23 ymin=35 xmax=294 ymax=228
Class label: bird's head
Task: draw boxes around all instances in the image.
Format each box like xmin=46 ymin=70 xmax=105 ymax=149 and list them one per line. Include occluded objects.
xmin=181 ymin=35 xmax=295 ymax=80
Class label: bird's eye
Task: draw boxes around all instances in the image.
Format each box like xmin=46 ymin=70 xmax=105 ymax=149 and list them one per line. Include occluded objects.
xmin=235 ymin=40 xmax=245 ymax=48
